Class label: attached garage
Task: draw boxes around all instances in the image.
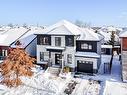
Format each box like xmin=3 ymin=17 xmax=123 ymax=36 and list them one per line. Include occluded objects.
xmin=77 ymin=60 xmax=93 ymax=73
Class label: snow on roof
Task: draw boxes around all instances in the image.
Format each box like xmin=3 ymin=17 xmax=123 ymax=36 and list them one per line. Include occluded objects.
xmin=46 ymin=46 xmax=65 ymax=50
xmin=0 ymin=27 xmax=29 ymax=46
xmin=101 ymin=45 xmax=112 ymax=48
xmin=77 ymin=28 xmax=103 ymax=41
xmin=35 ymin=20 xmax=103 ymax=41
xmin=98 ymin=30 xmax=119 ymax=42
xmin=103 ymin=81 xmax=127 ymax=95
xmin=75 ymin=52 xmax=100 ymax=58
xmin=35 ymin=20 xmax=81 ymax=35
xmin=11 ymin=27 xmax=43 ymax=48
xmin=100 ymin=26 xmax=122 ymax=32
xmin=107 ymin=26 xmax=117 ymax=32
xmin=119 ymin=30 xmax=127 ymax=37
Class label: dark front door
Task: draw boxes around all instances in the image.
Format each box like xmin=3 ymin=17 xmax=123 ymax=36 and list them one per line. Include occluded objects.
xmin=55 ymin=54 xmax=62 ymax=65
xmin=77 ymin=60 xmax=93 ymax=73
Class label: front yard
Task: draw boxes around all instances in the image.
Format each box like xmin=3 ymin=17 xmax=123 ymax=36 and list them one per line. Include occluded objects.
xmin=0 ymin=54 xmax=126 ymax=95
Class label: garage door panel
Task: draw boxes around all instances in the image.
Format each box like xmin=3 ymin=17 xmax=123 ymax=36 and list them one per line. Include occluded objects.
xmin=77 ymin=60 xmax=93 ymax=73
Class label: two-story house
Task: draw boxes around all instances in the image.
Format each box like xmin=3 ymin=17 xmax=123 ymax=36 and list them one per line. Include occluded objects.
xmin=35 ymin=20 xmax=103 ymax=73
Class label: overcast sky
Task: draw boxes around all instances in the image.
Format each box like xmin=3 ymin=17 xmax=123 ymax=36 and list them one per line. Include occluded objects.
xmin=0 ymin=0 xmax=127 ymax=27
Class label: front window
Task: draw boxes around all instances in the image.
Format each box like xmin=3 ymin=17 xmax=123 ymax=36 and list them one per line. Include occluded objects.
xmin=81 ymin=43 xmax=88 ymax=49
xmin=55 ymin=37 xmax=61 ymax=46
xmin=40 ymin=52 xmax=49 ymax=61
xmin=40 ymin=37 xmax=49 ymax=45
xmin=81 ymin=43 xmax=92 ymax=50
xmin=67 ymin=54 xmax=72 ymax=64
xmin=40 ymin=52 xmax=44 ymax=61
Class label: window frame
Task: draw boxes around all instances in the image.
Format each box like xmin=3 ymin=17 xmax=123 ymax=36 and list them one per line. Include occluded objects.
xmin=40 ymin=36 xmax=49 ymax=45
xmin=40 ymin=52 xmax=49 ymax=62
xmin=65 ymin=36 xmax=74 ymax=46
xmin=67 ymin=54 xmax=72 ymax=64
xmin=81 ymin=43 xmax=92 ymax=50
xmin=81 ymin=43 xmax=89 ymax=49
xmin=55 ymin=37 xmax=61 ymax=46
xmin=40 ymin=52 xmax=44 ymax=62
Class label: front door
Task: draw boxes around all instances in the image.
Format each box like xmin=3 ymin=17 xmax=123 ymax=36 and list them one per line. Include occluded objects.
xmin=55 ymin=54 xmax=62 ymax=65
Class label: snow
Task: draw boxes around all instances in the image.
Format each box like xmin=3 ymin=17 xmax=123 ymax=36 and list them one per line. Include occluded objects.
xmin=10 ymin=27 xmax=43 ymax=48
xmin=101 ymin=45 xmax=112 ymax=48
xmin=0 ymin=27 xmax=29 ymax=46
xmin=75 ymin=52 xmax=100 ymax=58
xmin=98 ymin=30 xmax=119 ymax=43
xmin=103 ymin=81 xmax=127 ymax=95
xmin=46 ymin=46 xmax=65 ymax=50
xmin=35 ymin=20 xmax=81 ymax=36
xmin=77 ymin=28 xmax=103 ymax=41
xmin=0 ymin=54 xmax=125 ymax=95
xmin=35 ymin=20 xmax=103 ymax=41
xmin=119 ymin=30 xmax=127 ymax=37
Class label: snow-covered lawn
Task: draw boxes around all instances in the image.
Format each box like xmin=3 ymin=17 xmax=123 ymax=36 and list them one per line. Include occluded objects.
xmin=0 ymin=70 xmax=101 ymax=95
xmin=0 ymin=54 xmax=126 ymax=95
xmin=103 ymin=81 xmax=127 ymax=95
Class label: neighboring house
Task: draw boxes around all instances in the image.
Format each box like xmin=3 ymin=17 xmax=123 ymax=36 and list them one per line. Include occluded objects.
xmin=35 ymin=20 xmax=103 ymax=73
xmin=0 ymin=26 xmax=41 ymax=62
xmin=98 ymin=27 xmax=120 ymax=55
xmin=119 ymin=31 xmax=127 ymax=82
xmin=0 ymin=27 xmax=29 ymax=61
xmin=11 ymin=27 xmax=44 ymax=57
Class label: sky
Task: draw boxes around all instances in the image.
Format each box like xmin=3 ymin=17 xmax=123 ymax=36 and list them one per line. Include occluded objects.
xmin=0 ymin=0 xmax=127 ymax=27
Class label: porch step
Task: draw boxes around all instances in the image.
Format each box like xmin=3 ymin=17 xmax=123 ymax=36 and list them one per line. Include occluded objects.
xmin=46 ymin=67 xmax=61 ymax=76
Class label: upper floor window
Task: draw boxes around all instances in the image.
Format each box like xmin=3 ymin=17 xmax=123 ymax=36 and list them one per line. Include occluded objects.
xmin=40 ymin=37 xmax=49 ymax=45
xmin=55 ymin=37 xmax=61 ymax=46
xmin=37 ymin=35 xmax=51 ymax=45
xmin=81 ymin=43 xmax=88 ymax=49
xmin=66 ymin=36 xmax=74 ymax=46
xmin=81 ymin=43 xmax=92 ymax=50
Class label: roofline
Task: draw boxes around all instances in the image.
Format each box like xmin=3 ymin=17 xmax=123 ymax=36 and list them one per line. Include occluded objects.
xmin=76 ymin=40 xmax=100 ymax=42
xmin=75 ymin=55 xmax=100 ymax=58
xmin=10 ymin=29 xmax=31 ymax=46
xmin=24 ymin=36 xmax=37 ymax=49
xmin=34 ymin=34 xmax=80 ymax=36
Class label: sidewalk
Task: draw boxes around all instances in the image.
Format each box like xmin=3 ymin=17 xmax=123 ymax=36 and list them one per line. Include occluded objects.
xmin=111 ymin=55 xmax=122 ymax=81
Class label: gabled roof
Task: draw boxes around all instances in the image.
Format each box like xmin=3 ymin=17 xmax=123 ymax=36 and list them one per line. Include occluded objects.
xmin=35 ymin=20 xmax=81 ymax=35
xmin=0 ymin=27 xmax=29 ymax=46
xmin=35 ymin=20 xmax=103 ymax=41
xmin=11 ymin=27 xmax=43 ymax=48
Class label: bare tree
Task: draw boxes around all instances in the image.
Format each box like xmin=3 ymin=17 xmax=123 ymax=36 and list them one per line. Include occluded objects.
xmin=0 ymin=47 xmax=35 ymax=87
xmin=75 ymin=20 xmax=91 ymax=28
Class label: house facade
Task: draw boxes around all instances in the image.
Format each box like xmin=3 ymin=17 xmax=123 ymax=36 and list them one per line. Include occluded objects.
xmin=120 ymin=31 xmax=127 ymax=82
xmin=36 ymin=20 xmax=103 ymax=73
